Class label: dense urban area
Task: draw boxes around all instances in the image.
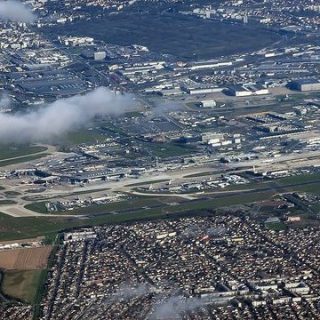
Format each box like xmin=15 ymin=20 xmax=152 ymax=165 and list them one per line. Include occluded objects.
xmin=1 ymin=0 xmax=320 ymax=319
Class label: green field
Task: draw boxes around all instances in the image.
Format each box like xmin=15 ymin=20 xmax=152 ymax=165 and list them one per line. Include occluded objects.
xmin=163 ymin=191 xmax=274 ymax=213
xmin=5 ymin=171 xmax=320 ymax=241
xmin=0 ymin=200 xmax=16 ymax=205
xmin=146 ymin=142 xmax=198 ymax=158
xmin=1 ymin=270 xmax=44 ymax=304
xmin=4 ymin=191 xmax=21 ymax=197
xmin=184 ymin=172 xmax=214 ymax=178
xmin=61 ymin=129 xmax=107 ymax=145
xmin=25 ymin=202 xmax=49 ymax=214
xmin=210 ymin=173 xmax=320 ymax=194
xmin=25 ymin=191 xmax=272 ymax=217
xmin=311 ymin=203 xmax=320 ymax=213
xmin=72 ymin=188 xmax=109 ymax=196
xmin=0 ymin=212 xmax=82 ymax=241
xmin=25 ymin=197 xmax=166 ymax=215
xmin=0 ymin=188 xmax=274 ymax=241
xmin=277 ymin=173 xmax=320 ymax=186
xmin=0 ymin=209 xmax=164 ymax=241
xmin=0 ymin=145 xmax=47 ymax=161
xmin=0 ymin=144 xmax=48 ymax=167
xmin=291 ymin=182 xmax=320 ymax=194
xmin=276 ymin=173 xmax=320 ymax=194
xmin=0 ymin=154 xmax=49 ymax=167
xmin=45 ymin=13 xmax=281 ymax=60
xmin=127 ymin=179 xmax=169 ymax=187
xmin=265 ymin=222 xmax=287 ymax=231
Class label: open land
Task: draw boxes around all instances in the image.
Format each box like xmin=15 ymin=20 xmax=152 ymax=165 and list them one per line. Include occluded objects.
xmin=1 ymin=270 xmax=45 ymax=304
xmin=0 ymin=247 xmax=52 ymax=270
xmin=45 ymin=14 xmax=281 ymax=60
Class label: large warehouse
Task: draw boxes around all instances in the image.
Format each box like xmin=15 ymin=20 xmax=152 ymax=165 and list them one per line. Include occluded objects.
xmin=226 ymin=84 xmax=269 ymax=97
xmin=289 ymin=79 xmax=320 ymax=92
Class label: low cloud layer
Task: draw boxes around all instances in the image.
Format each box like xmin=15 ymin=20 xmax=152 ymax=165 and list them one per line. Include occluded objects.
xmin=0 ymin=0 xmax=36 ymax=23
xmin=0 ymin=87 xmax=133 ymax=143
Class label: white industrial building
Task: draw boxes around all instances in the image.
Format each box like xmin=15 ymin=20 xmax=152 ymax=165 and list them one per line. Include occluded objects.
xmin=199 ymin=99 xmax=217 ymax=108
xmin=190 ymin=60 xmax=233 ymax=71
xmin=202 ymin=133 xmax=243 ymax=147
xmin=290 ymin=79 xmax=320 ymax=91
xmin=183 ymin=86 xmax=224 ymax=95
xmin=226 ymin=83 xmax=269 ymax=97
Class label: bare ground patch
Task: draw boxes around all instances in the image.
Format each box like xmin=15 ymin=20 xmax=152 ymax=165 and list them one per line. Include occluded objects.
xmin=0 ymin=246 xmax=52 ymax=270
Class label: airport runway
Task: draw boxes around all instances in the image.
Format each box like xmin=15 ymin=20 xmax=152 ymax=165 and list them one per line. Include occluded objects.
xmin=1 ymin=147 xmax=320 ymax=217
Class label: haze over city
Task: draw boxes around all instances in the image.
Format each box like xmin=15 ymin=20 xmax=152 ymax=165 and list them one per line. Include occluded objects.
xmin=1 ymin=0 xmax=320 ymax=319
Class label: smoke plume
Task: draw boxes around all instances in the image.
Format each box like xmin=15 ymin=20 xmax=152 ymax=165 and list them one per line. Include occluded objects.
xmin=0 ymin=93 xmax=10 ymax=110
xmin=112 ymin=282 xmax=150 ymax=301
xmin=0 ymin=0 xmax=36 ymax=23
xmin=0 ymin=87 xmax=133 ymax=143
xmin=150 ymin=295 xmax=205 ymax=320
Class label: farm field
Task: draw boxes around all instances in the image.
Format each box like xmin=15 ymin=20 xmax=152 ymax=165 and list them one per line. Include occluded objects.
xmin=1 ymin=270 xmax=44 ymax=304
xmin=0 ymin=246 xmax=52 ymax=270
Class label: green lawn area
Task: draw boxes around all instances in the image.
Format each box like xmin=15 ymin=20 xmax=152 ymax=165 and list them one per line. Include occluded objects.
xmin=0 ymin=145 xmax=47 ymax=161
xmin=203 ymin=173 xmax=320 ymax=194
xmin=290 ymin=182 xmax=320 ymax=194
xmin=46 ymin=12 xmax=280 ymax=60
xmin=277 ymin=173 xmax=320 ymax=185
xmin=0 ymin=144 xmax=48 ymax=167
xmin=1 ymin=270 xmax=44 ymax=304
xmin=0 ymin=213 xmax=76 ymax=241
xmin=276 ymin=173 xmax=320 ymax=194
xmin=265 ymin=222 xmax=287 ymax=231
xmin=25 ymin=191 xmax=272 ymax=217
xmin=146 ymin=142 xmax=197 ymax=158
xmin=0 ymin=200 xmax=16 ymax=205
xmin=25 ymin=198 xmax=165 ymax=215
xmin=184 ymin=172 xmax=213 ymax=178
xmin=164 ymin=191 xmax=274 ymax=213
xmin=0 ymin=154 xmax=49 ymax=167
xmin=72 ymin=188 xmax=109 ymax=196
xmin=8 ymin=172 xmax=320 ymax=241
xmin=0 ymin=189 xmax=277 ymax=241
xmin=25 ymin=202 xmax=48 ymax=214
xmin=0 ymin=208 xmax=170 ymax=241
xmin=311 ymin=203 xmax=320 ymax=213
xmin=61 ymin=129 xmax=107 ymax=145
xmin=126 ymin=179 xmax=169 ymax=187
xmin=4 ymin=191 xmax=21 ymax=197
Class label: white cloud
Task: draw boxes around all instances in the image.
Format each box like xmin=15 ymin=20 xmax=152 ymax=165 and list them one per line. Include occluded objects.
xmin=0 ymin=0 xmax=36 ymax=23
xmin=0 ymin=87 xmax=133 ymax=143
